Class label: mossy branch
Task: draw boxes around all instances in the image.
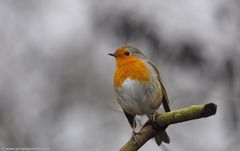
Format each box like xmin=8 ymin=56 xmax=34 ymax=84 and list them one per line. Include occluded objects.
xmin=119 ymin=103 xmax=217 ymax=151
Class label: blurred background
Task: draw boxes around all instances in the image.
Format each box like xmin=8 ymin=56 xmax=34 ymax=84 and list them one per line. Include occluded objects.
xmin=0 ymin=0 xmax=240 ymax=150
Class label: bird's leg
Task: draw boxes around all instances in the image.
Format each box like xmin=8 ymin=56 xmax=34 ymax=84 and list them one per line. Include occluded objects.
xmin=152 ymin=112 xmax=157 ymax=121
xmin=148 ymin=112 xmax=156 ymax=121
xmin=123 ymin=112 xmax=141 ymax=145
xmin=132 ymin=118 xmax=137 ymax=134
xmin=131 ymin=120 xmax=141 ymax=145
xmin=146 ymin=112 xmax=160 ymax=130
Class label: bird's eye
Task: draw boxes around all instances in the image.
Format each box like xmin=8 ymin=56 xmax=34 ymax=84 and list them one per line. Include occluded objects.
xmin=125 ymin=51 xmax=130 ymax=56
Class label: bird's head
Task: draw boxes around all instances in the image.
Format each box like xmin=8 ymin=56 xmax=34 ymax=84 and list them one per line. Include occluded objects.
xmin=108 ymin=45 xmax=145 ymax=61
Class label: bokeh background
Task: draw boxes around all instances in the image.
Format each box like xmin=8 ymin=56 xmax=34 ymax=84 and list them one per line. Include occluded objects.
xmin=0 ymin=0 xmax=240 ymax=151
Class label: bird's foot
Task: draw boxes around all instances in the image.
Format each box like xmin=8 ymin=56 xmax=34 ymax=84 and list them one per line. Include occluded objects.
xmin=146 ymin=112 xmax=161 ymax=130
xmin=132 ymin=130 xmax=142 ymax=145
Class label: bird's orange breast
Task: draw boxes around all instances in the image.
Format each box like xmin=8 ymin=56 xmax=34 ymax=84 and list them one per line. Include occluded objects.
xmin=114 ymin=56 xmax=150 ymax=87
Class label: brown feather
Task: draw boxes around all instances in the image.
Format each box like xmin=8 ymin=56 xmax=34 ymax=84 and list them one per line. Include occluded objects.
xmin=146 ymin=61 xmax=170 ymax=112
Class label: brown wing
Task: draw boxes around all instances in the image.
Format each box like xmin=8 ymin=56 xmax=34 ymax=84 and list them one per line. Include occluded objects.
xmin=147 ymin=61 xmax=171 ymax=112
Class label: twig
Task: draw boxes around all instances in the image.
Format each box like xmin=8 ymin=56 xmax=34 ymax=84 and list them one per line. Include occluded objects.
xmin=119 ymin=103 xmax=217 ymax=151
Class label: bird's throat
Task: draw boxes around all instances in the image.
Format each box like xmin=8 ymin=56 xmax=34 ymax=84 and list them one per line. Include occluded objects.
xmin=114 ymin=57 xmax=150 ymax=87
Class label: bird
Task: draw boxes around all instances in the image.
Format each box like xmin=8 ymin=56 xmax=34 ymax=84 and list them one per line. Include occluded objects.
xmin=108 ymin=45 xmax=171 ymax=145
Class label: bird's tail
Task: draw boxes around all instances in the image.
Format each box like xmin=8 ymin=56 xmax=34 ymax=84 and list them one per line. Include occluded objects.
xmin=155 ymin=130 xmax=170 ymax=145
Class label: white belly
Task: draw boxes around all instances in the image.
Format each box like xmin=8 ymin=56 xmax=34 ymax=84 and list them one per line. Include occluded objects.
xmin=116 ymin=78 xmax=162 ymax=115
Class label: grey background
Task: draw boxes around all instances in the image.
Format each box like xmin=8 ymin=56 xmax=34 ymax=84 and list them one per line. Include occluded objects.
xmin=0 ymin=0 xmax=240 ymax=151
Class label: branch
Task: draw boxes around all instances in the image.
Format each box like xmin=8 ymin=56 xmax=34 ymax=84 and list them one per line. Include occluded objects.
xmin=119 ymin=103 xmax=217 ymax=151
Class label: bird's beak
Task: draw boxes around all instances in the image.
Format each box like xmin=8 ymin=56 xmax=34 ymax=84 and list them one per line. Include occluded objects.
xmin=108 ymin=53 xmax=117 ymax=57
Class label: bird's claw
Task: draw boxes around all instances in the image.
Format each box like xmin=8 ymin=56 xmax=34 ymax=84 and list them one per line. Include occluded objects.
xmin=132 ymin=130 xmax=141 ymax=145
xmin=146 ymin=112 xmax=161 ymax=130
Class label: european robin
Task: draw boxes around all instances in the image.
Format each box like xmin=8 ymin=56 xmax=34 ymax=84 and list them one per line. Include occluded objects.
xmin=109 ymin=45 xmax=171 ymax=145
